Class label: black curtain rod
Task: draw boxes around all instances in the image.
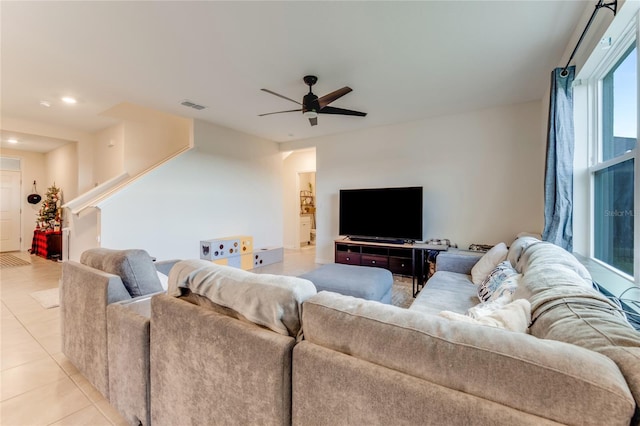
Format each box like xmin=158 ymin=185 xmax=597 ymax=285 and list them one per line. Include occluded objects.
xmin=560 ymin=0 xmax=618 ymax=77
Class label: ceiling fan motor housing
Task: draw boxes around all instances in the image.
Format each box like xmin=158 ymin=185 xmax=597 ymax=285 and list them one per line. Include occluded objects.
xmin=303 ymin=93 xmax=320 ymax=114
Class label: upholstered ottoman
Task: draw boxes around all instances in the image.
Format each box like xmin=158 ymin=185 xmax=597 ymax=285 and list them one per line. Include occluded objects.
xmin=299 ymin=263 xmax=393 ymax=304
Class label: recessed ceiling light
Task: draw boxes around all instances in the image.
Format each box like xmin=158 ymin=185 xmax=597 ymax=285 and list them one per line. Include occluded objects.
xmin=8 ymin=138 xmax=18 ymax=144
xmin=40 ymin=100 xmax=51 ymax=107
xmin=62 ymin=96 xmax=77 ymax=104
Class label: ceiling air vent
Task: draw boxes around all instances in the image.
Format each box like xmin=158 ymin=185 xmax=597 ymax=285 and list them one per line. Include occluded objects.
xmin=181 ymin=100 xmax=207 ymax=110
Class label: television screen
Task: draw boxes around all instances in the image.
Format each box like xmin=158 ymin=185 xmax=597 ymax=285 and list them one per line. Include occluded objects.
xmin=339 ymin=186 xmax=423 ymax=242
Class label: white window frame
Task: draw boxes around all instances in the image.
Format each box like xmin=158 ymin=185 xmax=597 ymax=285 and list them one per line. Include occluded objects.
xmin=584 ymin=14 xmax=639 ymax=285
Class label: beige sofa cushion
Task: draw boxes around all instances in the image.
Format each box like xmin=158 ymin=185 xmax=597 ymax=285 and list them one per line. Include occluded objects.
xmin=508 ymin=237 xmax=592 ymax=286
xmin=303 ymin=291 xmax=635 ymax=425
xmin=168 ymin=259 xmax=316 ymax=337
xmin=410 ymin=271 xmax=479 ymax=316
xmin=506 ymin=236 xmax=539 ymax=269
xmin=518 ymin=241 xmax=640 ymax=409
xmin=150 ymin=294 xmax=295 ymax=426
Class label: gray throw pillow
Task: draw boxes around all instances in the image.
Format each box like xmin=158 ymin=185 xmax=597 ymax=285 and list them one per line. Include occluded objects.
xmin=80 ymin=248 xmax=163 ymax=298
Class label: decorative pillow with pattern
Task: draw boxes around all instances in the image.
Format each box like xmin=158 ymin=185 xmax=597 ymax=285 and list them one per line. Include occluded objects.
xmin=492 ymin=273 xmax=522 ymax=301
xmin=478 ymin=260 xmax=519 ymax=302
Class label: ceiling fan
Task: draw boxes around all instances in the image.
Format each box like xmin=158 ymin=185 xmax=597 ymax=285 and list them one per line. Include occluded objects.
xmin=259 ymin=75 xmax=367 ymax=126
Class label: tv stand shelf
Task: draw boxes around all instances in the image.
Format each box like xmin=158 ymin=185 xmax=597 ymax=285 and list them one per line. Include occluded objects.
xmin=334 ymin=238 xmax=448 ymax=296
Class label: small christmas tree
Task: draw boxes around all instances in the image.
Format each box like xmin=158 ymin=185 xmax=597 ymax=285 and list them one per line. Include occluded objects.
xmin=36 ymin=184 xmax=62 ymax=231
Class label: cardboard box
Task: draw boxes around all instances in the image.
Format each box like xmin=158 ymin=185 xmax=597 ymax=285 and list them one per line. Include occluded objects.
xmin=200 ymin=238 xmax=240 ymax=260
xmin=252 ymin=247 xmax=284 ymax=268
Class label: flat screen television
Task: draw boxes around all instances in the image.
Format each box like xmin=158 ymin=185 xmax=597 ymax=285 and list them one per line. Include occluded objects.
xmin=339 ymin=186 xmax=423 ymax=243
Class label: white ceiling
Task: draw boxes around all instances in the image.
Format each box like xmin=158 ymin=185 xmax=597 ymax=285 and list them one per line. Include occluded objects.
xmin=0 ymin=130 xmax=72 ymax=153
xmin=1 ymin=1 xmax=589 ymax=150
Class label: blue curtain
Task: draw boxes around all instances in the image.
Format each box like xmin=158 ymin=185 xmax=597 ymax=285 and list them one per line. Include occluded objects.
xmin=543 ymin=66 xmax=575 ymax=251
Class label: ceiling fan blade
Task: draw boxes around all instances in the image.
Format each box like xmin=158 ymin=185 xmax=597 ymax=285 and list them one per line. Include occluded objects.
xmin=260 ymin=89 xmax=302 ymax=105
xmin=258 ymin=109 xmax=302 ymax=117
xmin=318 ymin=86 xmax=352 ymax=108
xmin=318 ymin=106 xmax=367 ymax=117
xmin=309 ymin=117 xmax=318 ymax=126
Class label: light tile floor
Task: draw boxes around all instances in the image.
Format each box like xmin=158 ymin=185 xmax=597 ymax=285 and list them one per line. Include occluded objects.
xmin=0 ymin=247 xmax=320 ymax=426
xmin=1 ymin=251 xmax=121 ymax=426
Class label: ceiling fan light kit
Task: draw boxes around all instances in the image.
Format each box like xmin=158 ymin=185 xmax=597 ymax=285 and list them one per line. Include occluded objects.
xmin=260 ymin=75 xmax=367 ymax=126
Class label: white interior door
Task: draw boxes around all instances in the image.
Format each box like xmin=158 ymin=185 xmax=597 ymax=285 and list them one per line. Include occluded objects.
xmin=0 ymin=170 xmax=22 ymax=252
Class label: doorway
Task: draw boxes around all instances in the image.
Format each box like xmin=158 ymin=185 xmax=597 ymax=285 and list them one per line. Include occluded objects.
xmin=298 ymin=171 xmax=316 ymax=247
xmin=283 ymin=148 xmax=316 ymax=250
xmin=0 ymin=168 xmax=22 ymax=252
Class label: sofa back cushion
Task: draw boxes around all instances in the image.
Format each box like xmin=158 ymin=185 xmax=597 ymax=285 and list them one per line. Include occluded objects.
xmin=506 ymin=236 xmax=539 ymax=269
xmin=518 ymin=241 xmax=640 ymax=408
xmin=435 ymin=251 xmax=482 ymax=275
xmin=519 ymin=242 xmax=640 ymax=342
xmin=302 ymin=291 xmax=635 ymax=425
xmin=80 ymin=248 xmax=163 ymax=298
xmin=167 ymin=259 xmax=316 ymax=338
xmin=150 ymin=294 xmax=295 ymax=426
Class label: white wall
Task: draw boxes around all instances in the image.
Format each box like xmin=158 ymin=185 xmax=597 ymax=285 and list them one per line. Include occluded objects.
xmin=83 ymin=103 xmax=193 ymax=188
xmin=282 ymin=149 xmax=316 ymax=248
xmin=284 ymin=101 xmax=544 ymax=263
xmin=96 ymin=120 xmax=283 ymax=260
xmin=122 ymin=111 xmax=191 ymax=177
xmin=45 ymin=142 xmax=78 ymax=202
xmin=45 ymin=142 xmax=79 ymax=245
xmin=93 ymin=124 xmax=125 ymax=186
xmin=46 ymin=142 xmax=79 ymax=201
xmin=0 ymin=148 xmax=47 ymax=251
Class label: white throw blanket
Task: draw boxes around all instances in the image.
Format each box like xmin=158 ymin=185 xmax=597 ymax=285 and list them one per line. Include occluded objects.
xmin=439 ymin=298 xmax=532 ymax=333
xmin=168 ymin=259 xmax=317 ymax=338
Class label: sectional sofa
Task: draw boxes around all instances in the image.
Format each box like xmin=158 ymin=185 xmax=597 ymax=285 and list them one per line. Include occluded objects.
xmin=295 ymin=238 xmax=640 ymax=425
xmin=61 ymin=238 xmax=640 ymax=425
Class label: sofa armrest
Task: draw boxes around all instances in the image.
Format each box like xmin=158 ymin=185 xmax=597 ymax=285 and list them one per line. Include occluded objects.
xmin=154 ymin=259 xmax=180 ymax=276
xmin=435 ymin=251 xmax=482 ymax=275
xmin=60 ymin=261 xmax=132 ymax=399
xmin=62 ymin=261 xmax=132 ymax=304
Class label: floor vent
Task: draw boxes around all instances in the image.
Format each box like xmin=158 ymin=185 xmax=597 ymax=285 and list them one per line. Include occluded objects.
xmin=181 ymin=100 xmax=207 ymax=110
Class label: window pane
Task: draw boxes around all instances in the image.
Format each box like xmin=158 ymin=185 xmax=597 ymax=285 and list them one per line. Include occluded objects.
xmin=602 ymin=45 xmax=637 ymax=161
xmin=594 ymin=158 xmax=634 ymax=275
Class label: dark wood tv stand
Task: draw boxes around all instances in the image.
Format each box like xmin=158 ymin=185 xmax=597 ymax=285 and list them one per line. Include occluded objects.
xmin=334 ymin=238 xmax=447 ymax=296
